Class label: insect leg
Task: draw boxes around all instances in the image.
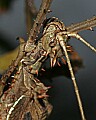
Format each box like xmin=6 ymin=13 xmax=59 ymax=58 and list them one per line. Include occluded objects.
xmin=57 ymin=34 xmax=86 ymax=120
xmin=68 ymin=33 xmax=96 ymax=52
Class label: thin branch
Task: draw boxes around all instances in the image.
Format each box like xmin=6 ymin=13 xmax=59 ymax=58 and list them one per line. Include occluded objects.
xmin=0 ymin=0 xmax=53 ymax=97
xmin=26 ymin=0 xmax=38 ymax=33
xmin=0 ymin=0 xmax=53 ymax=98
xmin=28 ymin=0 xmax=53 ymax=42
xmin=66 ymin=16 xmax=96 ymax=33
xmin=26 ymin=0 xmax=37 ymax=15
xmin=0 ymin=39 xmax=25 ymax=97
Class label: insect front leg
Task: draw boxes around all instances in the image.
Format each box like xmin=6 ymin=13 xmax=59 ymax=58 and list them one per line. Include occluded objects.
xmin=56 ymin=33 xmax=86 ymax=120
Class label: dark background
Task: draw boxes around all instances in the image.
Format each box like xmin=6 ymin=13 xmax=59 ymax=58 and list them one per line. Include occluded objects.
xmin=0 ymin=0 xmax=96 ymax=120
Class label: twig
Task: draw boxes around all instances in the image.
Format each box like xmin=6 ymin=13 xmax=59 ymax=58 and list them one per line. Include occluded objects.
xmin=26 ymin=0 xmax=37 ymax=33
xmin=28 ymin=0 xmax=53 ymax=42
xmin=0 ymin=0 xmax=53 ymax=97
xmin=0 ymin=39 xmax=25 ymax=97
xmin=66 ymin=16 xmax=96 ymax=33
xmin=26 ymin=0 xmax=37 ymax=14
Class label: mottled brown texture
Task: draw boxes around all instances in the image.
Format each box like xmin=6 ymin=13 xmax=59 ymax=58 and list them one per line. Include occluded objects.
xmin=0 ymin=0 xmax=96 ymax=120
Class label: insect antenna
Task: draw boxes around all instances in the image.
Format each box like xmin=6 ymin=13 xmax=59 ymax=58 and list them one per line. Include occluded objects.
xmin=57 ymin=34 xmax=86 ymax=120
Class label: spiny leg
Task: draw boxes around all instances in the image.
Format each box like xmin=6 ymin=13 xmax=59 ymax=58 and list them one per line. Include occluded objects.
xmin=68 ymin=33 xmax=96 ymax=52
xmin=57 ymin=34 xmax=86 ymax=120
